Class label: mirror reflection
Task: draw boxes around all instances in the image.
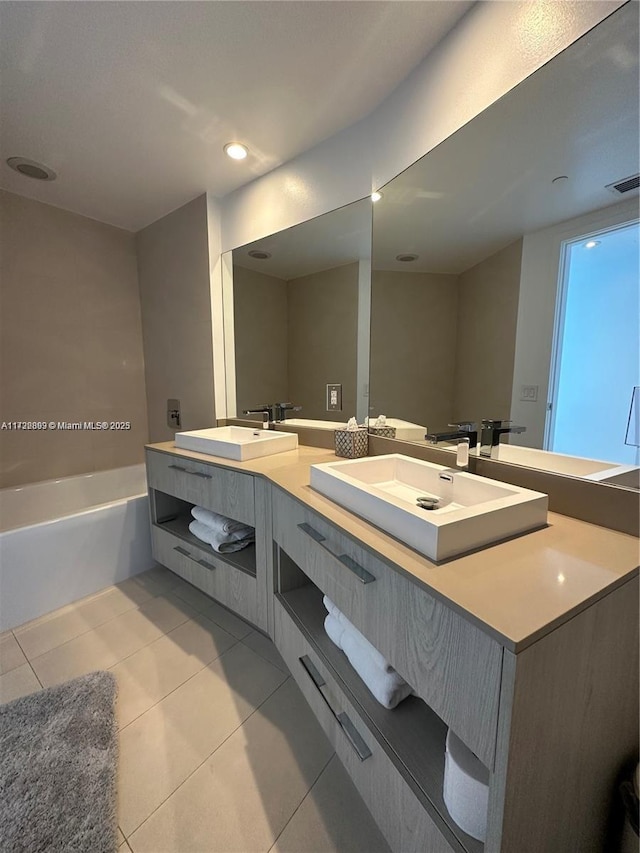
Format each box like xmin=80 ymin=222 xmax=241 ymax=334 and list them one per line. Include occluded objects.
xmin=227 ymin=199 xmax=371 ymax=426
xmin=370 ymin=4 xmax=639 ymax=488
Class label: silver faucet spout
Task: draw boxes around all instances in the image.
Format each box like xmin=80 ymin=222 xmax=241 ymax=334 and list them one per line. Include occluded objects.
xmin=425 ymin=421 xmax=477 ymax=449
xmin=480 ymin=419 xmax=526 ymax=457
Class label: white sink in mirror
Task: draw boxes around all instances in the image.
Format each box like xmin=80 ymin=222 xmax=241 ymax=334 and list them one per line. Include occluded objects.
xmin=175 ymin=426 xmax=298 ymax=461
xmin=310 ymin=453 xmax=547 ymax=562
xmin=280 ymin=417 xmax=426 ymax=442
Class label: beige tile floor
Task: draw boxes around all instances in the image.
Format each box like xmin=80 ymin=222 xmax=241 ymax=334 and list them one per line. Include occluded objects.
xmin=1 ymin=567 xmax=390 ymax=853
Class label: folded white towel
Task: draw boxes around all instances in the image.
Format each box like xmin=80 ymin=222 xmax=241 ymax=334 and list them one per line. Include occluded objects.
xmin=188 ymin=519 xmax=255 ymax=553
xmin=323 ymin=595 xmax=339 ymax=616
xmin=323 ymin=595 xmax=393 ymax=674
xmin=191 ymin=506 xmax=252 ymax=536
xmin=324 ymin=613 xmax=345 ymax=648
xmin=341 ymin=628 xmax=413 ymax=709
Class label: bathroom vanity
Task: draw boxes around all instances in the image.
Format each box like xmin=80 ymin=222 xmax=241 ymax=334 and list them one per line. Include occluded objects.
xmin=145 ymin=442 xmax=639 ymax=853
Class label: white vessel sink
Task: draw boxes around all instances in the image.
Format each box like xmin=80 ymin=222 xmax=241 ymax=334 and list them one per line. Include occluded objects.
xmin=175 ymin=426 xmax=298 ymax=461
xmin=310 ymin=453 xmax=547 ymax=561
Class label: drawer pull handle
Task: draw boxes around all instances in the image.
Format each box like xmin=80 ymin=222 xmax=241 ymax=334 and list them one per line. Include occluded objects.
xmin=336 ymin=712 xmax=372 ymax=762
xmin=174 ymin=545 xmax=191 ymax=557
xmin=298 ymin=656 xmax=371 ymax=762
xmin=297 ymin=523 xmax=375 ymax=584
xmin=168 ymin=464 xmax=212 ymax=480
xmin=173 ymin=545 xmax=216 ymax=571
xmin=299 ymin=654 xmax=326 ymax=689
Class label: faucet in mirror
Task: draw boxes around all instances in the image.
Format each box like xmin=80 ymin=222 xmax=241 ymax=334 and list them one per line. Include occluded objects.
xmin=369 ymin=3 xmax=639 ymax=489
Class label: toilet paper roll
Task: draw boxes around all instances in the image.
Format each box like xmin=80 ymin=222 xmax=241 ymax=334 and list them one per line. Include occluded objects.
xmin=443 ymin=729 xmax=490 ymax=842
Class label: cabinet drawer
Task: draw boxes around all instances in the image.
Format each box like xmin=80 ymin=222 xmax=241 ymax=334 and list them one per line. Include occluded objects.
xmin=146 ymin=449 xmax=255 ymax=526
xmin=274 ymin=599 xmax=452 ymax=853
xmin=273 ymin=488 xmax=502 ymax=767
xmin=151 ymin=524 xmax=261 ymax=628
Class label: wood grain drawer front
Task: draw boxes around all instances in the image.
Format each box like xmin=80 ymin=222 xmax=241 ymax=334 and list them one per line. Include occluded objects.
xmin=273 ymin=601 xmax=452 ymax=853
xmin=146 ymin=449 xmax=255 ymax=526
xmin=151 ymin=525 xmax=259 ymax=627
xmin=273 ymin=489 xmax=502 ymax=767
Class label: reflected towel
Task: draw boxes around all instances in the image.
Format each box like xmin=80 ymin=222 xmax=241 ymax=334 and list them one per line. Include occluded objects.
xmin=188 ymin=519 xmax=254 ymax=553
xmin=191 ymin=506 xmax=251 ymax=536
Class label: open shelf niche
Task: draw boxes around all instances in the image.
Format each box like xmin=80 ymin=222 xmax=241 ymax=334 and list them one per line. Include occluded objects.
xmin=151 ymin=489 xmax=257 ymax=578
xmin=275 ymin=546 xmax=485 ymax=853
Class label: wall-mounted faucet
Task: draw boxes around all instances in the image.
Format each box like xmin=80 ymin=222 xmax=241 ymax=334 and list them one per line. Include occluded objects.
xmin=425 ymin=421 xmax=478 ymax=449
xmin=480 ymin=419 xmax=526 ymax=458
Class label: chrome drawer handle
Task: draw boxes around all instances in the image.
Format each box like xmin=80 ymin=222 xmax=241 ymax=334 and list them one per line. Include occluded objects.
xmin=299 ymin=654 xmax=326 ymax=689
xmin=168 ymin=464 xmax=212 ymax=480
xmin=173 ymin=545 xmax=216 ymax=571
xmin=298 ymin=655 xmax=371 ymax=762
xmin=297 ymin=523 xmax=375 ymax=584
xmin=336 ymin=712 xmax=372 ymax=762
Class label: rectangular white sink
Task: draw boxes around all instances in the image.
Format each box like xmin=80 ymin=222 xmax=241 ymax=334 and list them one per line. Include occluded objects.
xmin=175 ymin=426 xmax=298 ymax=461
xmin=310 ymin=453 xmax=547 ymax=561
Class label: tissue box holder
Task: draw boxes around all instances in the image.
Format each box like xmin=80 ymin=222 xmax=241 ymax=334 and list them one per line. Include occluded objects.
xmin=369 ymin=426 xmax=397 ymax=439
xmin=334 ymin=428 xmax=368 ymax=459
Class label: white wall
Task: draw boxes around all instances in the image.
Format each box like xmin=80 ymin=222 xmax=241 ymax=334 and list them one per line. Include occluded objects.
xmin=220 ymin=1 xmax=622 ymax=252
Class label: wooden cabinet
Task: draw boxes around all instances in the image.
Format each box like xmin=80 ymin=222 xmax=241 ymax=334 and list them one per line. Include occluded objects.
xmin=270 ymin=484 xmax=639 ymax=853
xmin=144 ymin=444 xmax=638 ymax=853
xmin=145 ymin=448 xmax=267 ymax=631
xmin=273 ymin=488 xmax=502 ymax=767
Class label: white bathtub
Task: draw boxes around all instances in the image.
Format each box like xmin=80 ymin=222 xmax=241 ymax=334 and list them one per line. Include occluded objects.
xmin=0 ymin=464 xmax=155 ymax=631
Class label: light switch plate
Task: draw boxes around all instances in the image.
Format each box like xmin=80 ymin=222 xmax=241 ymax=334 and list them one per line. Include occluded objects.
xmin=327 ymin=383 xmax=343 ymax=411
xmin=520 ymin=385 xmax=539 ymax=402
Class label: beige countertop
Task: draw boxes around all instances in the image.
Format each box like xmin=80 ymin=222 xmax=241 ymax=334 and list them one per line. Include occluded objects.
xmin=147 ymin=442 xmax=639 ymax=652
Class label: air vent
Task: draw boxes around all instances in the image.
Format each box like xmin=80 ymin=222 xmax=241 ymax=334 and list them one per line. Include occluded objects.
xmin=605 ymin=174 xmax=639 ymax=195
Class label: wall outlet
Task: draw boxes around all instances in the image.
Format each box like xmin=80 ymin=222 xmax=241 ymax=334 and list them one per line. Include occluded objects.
xmin=520 ymin=384 xmax=539 ymax=402
xmin=326 ymin=383 xmax=342 ymax=411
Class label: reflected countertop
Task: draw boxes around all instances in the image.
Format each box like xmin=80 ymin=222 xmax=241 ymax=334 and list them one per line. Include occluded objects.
xmin=146 ymin=441 xmax=639 ymax=652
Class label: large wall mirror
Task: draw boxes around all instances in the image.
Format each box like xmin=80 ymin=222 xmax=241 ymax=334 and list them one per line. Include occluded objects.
xmin=370 ymin=3 xmax=639 ymax=489
xmin=224 ymin=198 xmax=372 ymax=426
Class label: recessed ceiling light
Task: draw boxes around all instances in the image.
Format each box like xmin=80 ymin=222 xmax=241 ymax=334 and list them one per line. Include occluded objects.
xmin=584 ymin=240 xmax=601 ymax=249
xmin=248 ymin=250 xmax=271 ymax=260
xmin=6 ymin=156 xmax=56 ymax=181
xmin=224 ymin=142 xmax=248 ymax=160
xmin=371 ymin=191 xmax=383 ymax=202
xmin=396 ymin=253 xmax=418 ymax=262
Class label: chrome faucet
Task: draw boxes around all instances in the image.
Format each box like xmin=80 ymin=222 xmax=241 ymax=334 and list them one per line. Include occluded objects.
xmin=242 ymin=405 xmax=277 ymax=429
xmin=425 ymin=421 xmax=478 ymax=449
xmin=274 ymin=402 xmax=302 ymax=422
xmin=480 ymin=419 xmax=526 ymax=457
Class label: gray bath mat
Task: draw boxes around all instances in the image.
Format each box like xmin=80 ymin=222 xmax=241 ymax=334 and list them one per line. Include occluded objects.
xmin=0 ymin=670 xmax=118 ymax=853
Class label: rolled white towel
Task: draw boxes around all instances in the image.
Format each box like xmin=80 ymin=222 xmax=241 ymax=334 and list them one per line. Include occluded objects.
xmin=188 ymin=519 xmax=254 ymax=554
xmin=191 ymin=506 xmax=252 ymax=536
xmin=323 ymin=595 xmax=338 ymax=616
xmin=324 ymin=613 xmax=345 ymax=649
xmin=341 ymin=628 xmax=412 ymax=709
xmin=325 ymin=598 xmax=394 ymax=674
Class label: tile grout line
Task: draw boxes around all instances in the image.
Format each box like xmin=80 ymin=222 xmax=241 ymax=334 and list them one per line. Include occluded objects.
xmin=124 ymin=674 xmax=293 ymax=842
xmin=266 ymin=752 xmax=337 ymax=853
xmin=15 ymin=582 xmax=171 ymax=662
xmin=10 ymin=630 xmax=44 ymax=689
xmin=239 ymin=634 xmax=289 ymax=675
xmin=116 ymin=637 xmax=242 ymax=733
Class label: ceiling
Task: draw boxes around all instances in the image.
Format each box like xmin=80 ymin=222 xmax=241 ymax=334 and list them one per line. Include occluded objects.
xmin=0 ymin=1 xmax=472 ymax=232
xmin=231 ymin=5 xmax=639 ymax=281
xmin=372 ymin=2 xmax=639 ymax=273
